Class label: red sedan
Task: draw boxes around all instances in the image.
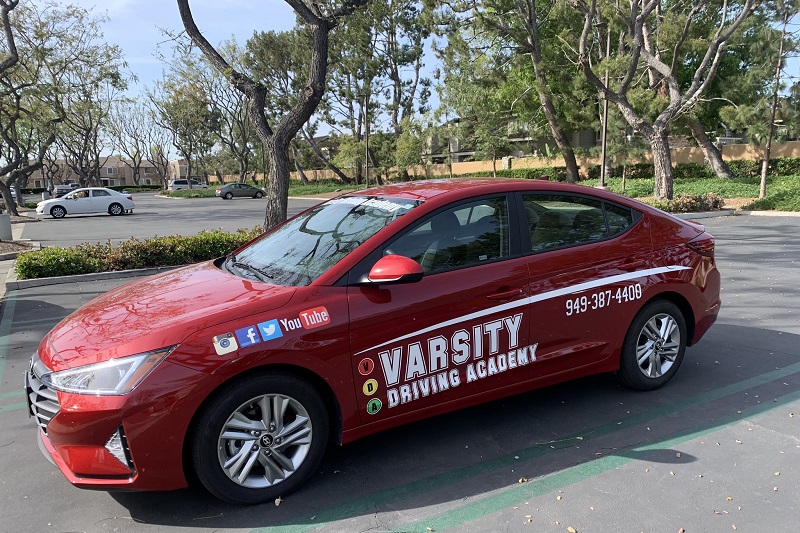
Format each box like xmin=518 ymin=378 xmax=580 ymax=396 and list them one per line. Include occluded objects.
xmin=26 ymin=179 xmax=720 ymax=504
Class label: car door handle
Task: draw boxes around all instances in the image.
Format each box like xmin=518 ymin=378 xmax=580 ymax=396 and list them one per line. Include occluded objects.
xmin=620 ymin=260 xmax=645 ymax=271
xmin=487 ymin=288 xmax=523 ymax=301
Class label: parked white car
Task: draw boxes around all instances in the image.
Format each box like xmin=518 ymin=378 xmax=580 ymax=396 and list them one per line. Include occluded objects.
xmin=36 ymin=187 xmax=135 ymax=219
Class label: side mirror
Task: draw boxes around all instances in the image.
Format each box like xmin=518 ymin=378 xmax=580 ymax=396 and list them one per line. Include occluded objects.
xmin=368 ymin=254 xmax=424 ymax=285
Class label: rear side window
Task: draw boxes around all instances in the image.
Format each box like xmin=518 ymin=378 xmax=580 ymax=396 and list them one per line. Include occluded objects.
xmin=522 ymin=194 xmax=636 ymax=252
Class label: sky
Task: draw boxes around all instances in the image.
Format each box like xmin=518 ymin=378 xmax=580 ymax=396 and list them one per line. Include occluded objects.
xmin=65 ymin=0 xmax=298 ymax=92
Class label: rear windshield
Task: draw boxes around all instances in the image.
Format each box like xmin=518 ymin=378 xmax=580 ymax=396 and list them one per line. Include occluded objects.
xmin=228 ymin=196 xmax=421 ymax=286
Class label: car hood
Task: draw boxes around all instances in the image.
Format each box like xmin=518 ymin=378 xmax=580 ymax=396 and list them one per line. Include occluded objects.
xmin=39 ymin=261 xmax=296 ymax=371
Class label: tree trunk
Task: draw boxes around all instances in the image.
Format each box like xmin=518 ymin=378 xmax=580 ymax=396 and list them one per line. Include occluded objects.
xmin=532 ymin=69 xmax=580 ymax=183
xmin=264 ymin=138 xmax=290 ymax=229
xmin=0 ymin=181 xmax=19 ymax=217
xmin=492 ymin=157 xmax=497 ymax=178
xmin=300 ymin=129 xmax=353 ymax=183
xmin=293 ymin=147 xmax=310 ymax=185
xmin=688 ymin=117 xmax=733 ymax=179
xmin=650 ymin=131 xmax=674 ymax=200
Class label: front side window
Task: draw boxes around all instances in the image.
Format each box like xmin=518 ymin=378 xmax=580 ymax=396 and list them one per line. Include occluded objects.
xmin=387 ymin=197 xmax=510 ymax=273
xmin=230 ymin=196 xmax=421 ymax=286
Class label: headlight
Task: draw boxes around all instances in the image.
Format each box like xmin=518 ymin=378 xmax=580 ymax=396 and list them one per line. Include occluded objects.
xmin=41 ymin=347 xmax=175 ymax=395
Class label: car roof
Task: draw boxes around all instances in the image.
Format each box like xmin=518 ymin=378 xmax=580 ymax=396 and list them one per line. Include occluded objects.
xmin=344 ymin=178 xmax=628 ymax=204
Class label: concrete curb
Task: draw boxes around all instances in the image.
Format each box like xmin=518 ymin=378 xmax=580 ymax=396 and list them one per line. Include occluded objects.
xmin=5 ymin=264 xmax=182 ymax=291
xmin=674 ymin=210 xmax=735 ymax=219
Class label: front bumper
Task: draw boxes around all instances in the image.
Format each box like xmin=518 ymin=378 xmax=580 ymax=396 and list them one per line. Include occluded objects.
xmin=26 ymin=354 xmax=215 ymax=491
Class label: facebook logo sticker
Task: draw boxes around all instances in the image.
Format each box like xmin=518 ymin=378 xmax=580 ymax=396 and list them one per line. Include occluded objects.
xmin=258 ymin=319 xmax=283 ymax=341
xmin=235 ymin=326 xmax=262 ymax=348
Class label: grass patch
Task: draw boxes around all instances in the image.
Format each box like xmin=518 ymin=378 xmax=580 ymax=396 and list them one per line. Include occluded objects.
xmin=602 ymin=174 xmax=800 ymax=210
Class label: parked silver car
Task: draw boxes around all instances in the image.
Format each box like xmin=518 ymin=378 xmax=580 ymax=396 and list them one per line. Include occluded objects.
xmin=215 ymin=183 xmax=265 ymax=199
xmin=168 ymin=179 xmax=208 ymax=191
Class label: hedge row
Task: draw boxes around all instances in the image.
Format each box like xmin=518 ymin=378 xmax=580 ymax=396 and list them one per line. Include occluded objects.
xmin=585 ymin=157 xmax=800 ymax=181
xmin=15 ymin=227 xmax=263 ymax=280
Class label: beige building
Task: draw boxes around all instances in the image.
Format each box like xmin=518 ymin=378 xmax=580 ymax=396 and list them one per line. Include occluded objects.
xmin=28 ymin=156 xmax=168 ymax=188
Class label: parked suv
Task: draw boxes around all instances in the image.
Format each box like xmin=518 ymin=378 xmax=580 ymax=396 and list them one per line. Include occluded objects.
xmin=168 ymin=179 xmax=208 ymax=191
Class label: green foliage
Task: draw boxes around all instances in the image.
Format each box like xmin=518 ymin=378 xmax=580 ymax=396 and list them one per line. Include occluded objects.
xmin=15 ymin=246 xmax=108 ymax=279
xmin=671 ymin=163 xmax=718 ymax=181
xmin=743 ymin=191 xmax=800 ymax=211
xmin=14 ymin=228 xmax=264 ymax=280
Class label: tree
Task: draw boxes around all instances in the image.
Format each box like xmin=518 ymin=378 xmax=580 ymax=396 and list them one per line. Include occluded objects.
xmin=395 ymin=116 xmax=426 ymax=175
xmin=150 ymin=79 xmax=219 ymax=187
xmin=572 ymin=0 xmax=758 ymax=199
xmin=177 ymin=0 xmax=371 ymax=228
xmin=428 ymin=0 xmax=591 ymax=183
xmin=108 ymin=99 xmax=150 ymax=185
xmin=2 ymin=2 xmax=118 ymax=214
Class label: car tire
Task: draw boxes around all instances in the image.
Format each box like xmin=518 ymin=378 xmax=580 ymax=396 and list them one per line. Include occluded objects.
xmin=224 ymin=192 xmax=233 ymax=200
xmin=617 ymin=300 xmax=687 ymax=391
xmin=254 ymin=191 xmax=264 ymax=199
xmin=50 ymin=205 xmax=66 ymax=219
xmin=108 ymin=203 xmax=124 ymax=216
xmin=191 ymin=372 xmax=329 ymax=505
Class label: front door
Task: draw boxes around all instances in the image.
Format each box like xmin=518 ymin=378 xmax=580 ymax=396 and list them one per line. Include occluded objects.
xmin=346 ymin=195 xmax=534 ymax=425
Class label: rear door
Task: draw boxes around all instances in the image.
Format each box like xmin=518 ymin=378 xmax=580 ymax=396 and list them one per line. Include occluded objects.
xmin=520 ymin=192 xmax=654 ymax=376
xmin=346 ymin=195 xmax=534 ymax=424
xmin=90 ymin=189 xmax=114 ymax=212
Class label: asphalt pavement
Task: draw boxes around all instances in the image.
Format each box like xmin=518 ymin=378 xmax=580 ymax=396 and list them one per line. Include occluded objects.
xmin=0 ymin=207 xmax=798 ymax=532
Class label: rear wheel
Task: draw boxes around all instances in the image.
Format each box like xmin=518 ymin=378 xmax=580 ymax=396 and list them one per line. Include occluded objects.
xmin=108 ymin=203 xmax=123 ymax=216
xmin=617 ymin=300 xmax=687 ymax=391
xmin=254 ymin=191 xmax=264 ymax=199
xmin=50 ymin=205 xmax=66 ymax=219
xmin=191 ymin=373 xmax=329 ymax=504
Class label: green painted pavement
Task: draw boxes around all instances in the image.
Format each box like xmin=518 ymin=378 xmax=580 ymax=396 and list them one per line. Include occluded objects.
xmin=252 ymin=362 xmax=800 ymax=533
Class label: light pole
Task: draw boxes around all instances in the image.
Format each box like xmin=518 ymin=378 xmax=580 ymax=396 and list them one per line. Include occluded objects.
xmin=597 ymin=25 xmax=611 ymax=190
xmin=362 ymin=92 xmax=370 ymax=189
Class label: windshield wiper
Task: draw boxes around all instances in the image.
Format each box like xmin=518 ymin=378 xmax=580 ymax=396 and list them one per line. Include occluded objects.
xmin=229 ymin=259 xmax=273 ymax=282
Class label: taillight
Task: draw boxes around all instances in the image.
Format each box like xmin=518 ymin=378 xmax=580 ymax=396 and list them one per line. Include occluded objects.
xmin=126 ymin=195 xmax=132 ymax=200
xmin=688 ymin=232 xmax=715 ymax=258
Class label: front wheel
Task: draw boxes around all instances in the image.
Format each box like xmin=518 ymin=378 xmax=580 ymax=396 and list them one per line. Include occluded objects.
xmin=108 ymin=203 xmax=123 ymax=215
xmin=224 ymin=192 xmax=233 ymax=200
xmin=191 ymin=373 xmax=329 ymax=504
xmin=617 ymin=300 xmax=687 ymax=391
xmin=50 ymin=205 xmax=66 ymax=219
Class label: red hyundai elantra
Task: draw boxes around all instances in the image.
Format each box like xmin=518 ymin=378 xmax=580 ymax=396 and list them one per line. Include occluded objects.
xmin=26 ymin=179 xmax=720 ymax=504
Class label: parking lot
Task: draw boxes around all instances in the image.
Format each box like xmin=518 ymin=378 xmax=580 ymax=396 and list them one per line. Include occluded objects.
xmin=1 ymin=203 xmax=798 ymax=532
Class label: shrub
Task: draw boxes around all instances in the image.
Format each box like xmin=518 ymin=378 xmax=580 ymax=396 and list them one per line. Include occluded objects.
xmin=640 ymin=192 xmax=725 ymax=213
xmin=459 ymin=167 xmax=568 ymax=181
xmin=727 ymin=160 xmax=760 ymax=178
xmin=14 ymin=227 xmax=264 ymax=280
xmin=15 ymin=246 xmax=108 ymax=279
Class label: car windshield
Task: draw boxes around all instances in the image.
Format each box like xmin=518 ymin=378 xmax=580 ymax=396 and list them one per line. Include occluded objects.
xmin=230 ymin=196 xmax=421 ymax=286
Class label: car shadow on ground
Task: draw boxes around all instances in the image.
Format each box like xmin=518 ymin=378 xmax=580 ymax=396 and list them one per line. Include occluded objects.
xmin=107 ymin=322 xmax=800 ymax=530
